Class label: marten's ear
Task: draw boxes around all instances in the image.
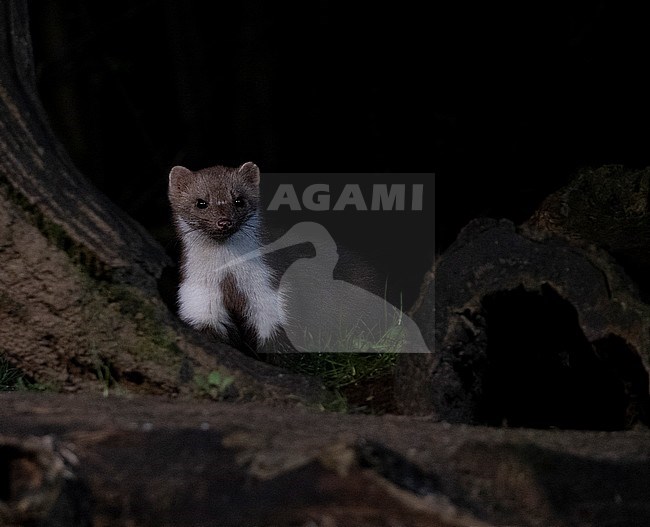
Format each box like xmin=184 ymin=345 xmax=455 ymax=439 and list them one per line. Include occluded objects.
xmin=169 ymin=166 xmax=193 ymax=192
xmin=238 ymin=161 xmax=260 ymax=187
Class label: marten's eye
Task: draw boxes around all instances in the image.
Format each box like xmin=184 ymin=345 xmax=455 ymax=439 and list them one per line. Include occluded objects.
xmin=234 ymin=197 xmax=245 ymax=208
xmin=195 ymin=199 xmax=208 ymax=209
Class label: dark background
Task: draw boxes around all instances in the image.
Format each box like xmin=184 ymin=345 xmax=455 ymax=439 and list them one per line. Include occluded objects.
xmin=28 ymin=1 xmax=650 ymax=307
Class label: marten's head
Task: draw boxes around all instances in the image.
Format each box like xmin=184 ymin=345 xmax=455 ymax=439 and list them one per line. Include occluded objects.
xmin=168 ymin=162 xmax=260 ymax=242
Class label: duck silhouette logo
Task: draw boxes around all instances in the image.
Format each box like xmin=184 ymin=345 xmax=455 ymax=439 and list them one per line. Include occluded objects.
xmin=218 ymin=221 xmax=430 ymax=353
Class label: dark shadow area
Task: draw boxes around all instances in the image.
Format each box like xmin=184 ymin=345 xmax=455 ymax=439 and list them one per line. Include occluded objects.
xmin=476 ymin=284 xmax=649 ymax=430
xmin=27 ymin=2 xmax=650 ymax=303
xmin=0 ymin=441 xmax=93 ymax=527
xmin=0 ymin=444 xmax=40 ymax=503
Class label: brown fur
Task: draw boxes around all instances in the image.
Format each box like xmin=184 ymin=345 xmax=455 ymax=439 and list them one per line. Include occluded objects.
xmin=220 ymin=271 xmax=259 ymax=349
xmin=168 ymin=163 xmax=260 ymax=242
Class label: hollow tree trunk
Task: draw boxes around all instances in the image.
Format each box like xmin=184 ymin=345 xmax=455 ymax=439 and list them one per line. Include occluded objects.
xmin=0 ymin=1 xmax=327 ymax=405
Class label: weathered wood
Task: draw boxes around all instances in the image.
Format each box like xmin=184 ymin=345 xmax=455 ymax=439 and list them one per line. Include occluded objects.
xmin=525 ymin=165 xmax=650 ymax=266
xmin=525 ymin=164 xmax=650 ymax=296
xmin=2 ymin=392 xmax=650 ymax=526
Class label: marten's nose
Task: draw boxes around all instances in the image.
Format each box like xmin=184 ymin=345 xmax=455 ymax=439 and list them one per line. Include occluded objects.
xmin=217 ymin=219 xmax=232 ymax=230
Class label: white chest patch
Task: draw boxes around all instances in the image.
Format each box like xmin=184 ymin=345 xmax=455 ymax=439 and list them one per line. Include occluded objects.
xmin=176 ymin=218 xmax=285 ymax=342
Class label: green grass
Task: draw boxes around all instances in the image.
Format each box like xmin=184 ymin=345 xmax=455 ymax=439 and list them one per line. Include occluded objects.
xmin=277 ymin=351 xmax=398 ymax=389
xmin=273 ymin=305 xmax=406 ymax=410
xmin=0 ymin=356 xmax=22 ymax=391
xmin=95 ymin=360 xmax=116 ymax=397
xmin=0 ymin=356 xmax=53 ymax=392
xmin=194 ymin=370 xmax=235 ymax=400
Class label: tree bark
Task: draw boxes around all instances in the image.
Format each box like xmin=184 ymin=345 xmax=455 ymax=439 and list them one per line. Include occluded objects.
xmin=0 ymin=1 xmax=328 ymax=405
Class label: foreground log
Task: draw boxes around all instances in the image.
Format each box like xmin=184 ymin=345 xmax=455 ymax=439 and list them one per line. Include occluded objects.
xmin=397 ymin=218 xmax=650 ymax=428
xmin=2 ymin=392 xmax=650 ymax=527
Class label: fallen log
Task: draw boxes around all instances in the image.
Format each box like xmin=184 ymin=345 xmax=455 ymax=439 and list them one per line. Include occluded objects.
xmin=397 ymin=218 xmax=650 ymax=430
xmin=2 ymin=392 xmax=650 ymax=526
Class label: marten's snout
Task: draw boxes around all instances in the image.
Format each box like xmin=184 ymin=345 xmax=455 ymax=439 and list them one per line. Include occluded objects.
xmin=210 ymin=217 xmax=235 ymax=241
xmin=217 ymin=218 xmax=233 ymax=230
